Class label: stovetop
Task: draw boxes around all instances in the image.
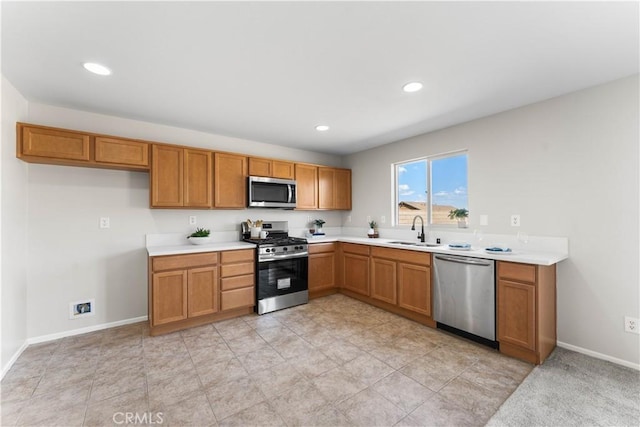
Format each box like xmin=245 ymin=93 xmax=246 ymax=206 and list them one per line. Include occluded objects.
xmin=243 ymin=236 xmax=307 ymax=247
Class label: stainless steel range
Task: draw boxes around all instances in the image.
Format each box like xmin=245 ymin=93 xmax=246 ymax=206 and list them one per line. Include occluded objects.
xmin=242 ymin=221 xmax=308 ymax=315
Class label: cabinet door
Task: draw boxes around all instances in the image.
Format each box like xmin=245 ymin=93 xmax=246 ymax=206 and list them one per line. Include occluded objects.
xmin=187 ymin=266 xmax=219 ymax=318
xmin=370 ymin=258 xmax=397 ymax=304
xmin=152 ymin=270 xmax=188 ymax=325
xmin=398 ymin=263 xmax=431 ymax=316
xmin=318 ymin=167 xmax=335 ymax=209
xmin=95 ymin=137 xmax=149 ymax=168
xmin=497 ymin=279 xmax=536 ymax=351
xmin=343 ymin=253 xmax=370 ymax=296
xmin=184 ymin=149 xmax=212 ymax=207
xmin=295 ymin=164 xmax=318 ymax=210
xmin=21 ymin=126 xmax=90 ymax=161
xmin=309 ymin=252 xmax=336 ymax=291
xmin=272 ymin=160 xmax=295 ymax=179
xmin=151 ymin=145 xmax=184 ymax=207
xmin=248 ymin=157 xmax=271 ymax=177
xmin=334 ymin=168 xmax=352 ymax=210
xmin=214 ymin=153 xmax=247 ymax=208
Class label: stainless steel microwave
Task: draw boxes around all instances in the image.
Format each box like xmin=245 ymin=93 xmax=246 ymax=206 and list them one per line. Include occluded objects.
xmin=248 ymin=176 xmax=297 ymax=209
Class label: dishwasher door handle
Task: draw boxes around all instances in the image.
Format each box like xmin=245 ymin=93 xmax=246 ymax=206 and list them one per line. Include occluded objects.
xmin=435 ymin=254 xmax=493 ymax=267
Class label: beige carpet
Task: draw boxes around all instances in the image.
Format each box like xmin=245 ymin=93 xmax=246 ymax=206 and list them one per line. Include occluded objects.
xmin=487 ymin=347 xmax=640 ymax=426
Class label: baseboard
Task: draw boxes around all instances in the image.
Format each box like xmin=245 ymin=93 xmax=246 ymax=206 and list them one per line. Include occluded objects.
xmin=27 ymin=315 xmax=148 ymax=345
xmin=1 ymin=340 xmax=29 ymax=380
xmin=557 ymin=341 xmax=640 ymax=371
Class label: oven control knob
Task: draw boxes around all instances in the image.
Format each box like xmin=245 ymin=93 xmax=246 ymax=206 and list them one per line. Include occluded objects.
xmin=265 ymin=248 xmax=271 ymax=253
xmin=283 ymin=247 xmax=288 ymax=251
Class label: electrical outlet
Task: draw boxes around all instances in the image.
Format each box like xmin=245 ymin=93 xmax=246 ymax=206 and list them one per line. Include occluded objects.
xmin=624 ymin=316 xmax=639 ymax=334
xmin=347 ymin=215 xmax=352 ymax=223
xmin=480 ymin=215 xmax=488 ymax=226
xmin=510 ymin=215 xmax=521 ymax=227
xmin=381 ymin=216 xmax=386 ymax=224
xmin=189 ymin=216 xmax=197 ymax=225
xmin=99 ymin=217 xmax=110 ymax=229
xmin=366 ymin=215 xmax=371 ymax=223
xmin=69 ymin=299 xmax=95 ymax=319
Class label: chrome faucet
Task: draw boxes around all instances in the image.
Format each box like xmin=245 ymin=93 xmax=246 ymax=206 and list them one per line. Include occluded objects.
xmin=411 ymin=215 xmax=426 ymax=242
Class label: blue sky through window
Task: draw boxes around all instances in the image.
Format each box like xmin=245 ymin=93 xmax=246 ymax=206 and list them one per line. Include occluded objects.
xmin=397 ymin=153 xmax=468 ymax=209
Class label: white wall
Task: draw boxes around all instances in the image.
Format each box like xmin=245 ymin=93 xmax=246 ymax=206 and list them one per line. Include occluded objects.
xmin=345 ymin=75 xmax=640 ymax=366
xmin=1 ymin=76 xmax=29 ymax=375
xmin=22 ymin=103 xmax=343 ymax=339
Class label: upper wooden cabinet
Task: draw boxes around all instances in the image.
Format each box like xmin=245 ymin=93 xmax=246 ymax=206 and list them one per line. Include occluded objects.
xmin=150 ymin=145 xmax=212 ymax=208
xmin=214 ymin=152 xmax=247 ymax=208
xmin=17 ymin=123 xmax=149 ymax=171
xmin=249 ymin=157 xmax=295 ymax=179
xmin=95 ymin=137 xmax=149 ymax=168
xmin=295 ymin=164 xmax=318 ymax=210
xmin=319 ymin=167 xmax=352 ymax=210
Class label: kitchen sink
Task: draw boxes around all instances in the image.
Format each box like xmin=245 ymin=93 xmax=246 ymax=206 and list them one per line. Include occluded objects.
xmin=388 ymin=241 xmax=442 ymax=247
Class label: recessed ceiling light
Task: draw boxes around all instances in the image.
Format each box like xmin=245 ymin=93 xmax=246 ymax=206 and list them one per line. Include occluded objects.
xmin=315 ymin=125 xmax=330 ymax=132
xmin=83 ymin=62 xmax=112 ymax=76
xmin=402 ymin=82 xmax=423 ymax=93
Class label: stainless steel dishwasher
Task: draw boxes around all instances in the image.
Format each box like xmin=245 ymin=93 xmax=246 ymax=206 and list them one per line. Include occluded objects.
xmin=433 ymin=254 xmax=497 ymax=347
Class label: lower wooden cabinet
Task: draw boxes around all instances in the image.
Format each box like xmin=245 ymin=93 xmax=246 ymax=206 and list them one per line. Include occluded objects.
xmin=148 ymin=248 xmax=255 ymax=335
xmin=497 ymin=261 xmax=556 ymax=364
xmin=370 ymin=247 xmax=432 ymax=316
xmin=341 ymin=243 xmax=370 ymax=296
xmin=220 ymin=249 xmax=255 ymax=311
xmin=308 ymin=243 xmax=337 ymax=296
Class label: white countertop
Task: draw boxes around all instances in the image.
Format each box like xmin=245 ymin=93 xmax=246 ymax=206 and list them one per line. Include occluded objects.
xmin=147 ymin=234 xmax=567 ymax=266
xmin=147 ymin=241 xmax=255 ymax=257
xmin=307 ymin=236 xmax=568 ymax=266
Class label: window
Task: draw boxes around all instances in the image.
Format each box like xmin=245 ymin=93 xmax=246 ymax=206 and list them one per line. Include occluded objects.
xmin=395 ymin=151 xmax=468 ymax=226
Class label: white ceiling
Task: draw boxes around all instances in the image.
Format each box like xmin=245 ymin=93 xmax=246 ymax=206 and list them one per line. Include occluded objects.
xmin=2 ymin=2 xmax=638 ymax=155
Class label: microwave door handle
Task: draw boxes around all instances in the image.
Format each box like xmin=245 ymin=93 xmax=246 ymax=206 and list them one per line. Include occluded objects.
xmin=288 ymin=185 xmax=293 ymax=203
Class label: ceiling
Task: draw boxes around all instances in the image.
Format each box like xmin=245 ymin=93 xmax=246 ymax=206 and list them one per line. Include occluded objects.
xmin=2 ymin=2 xmax=638 ymax=155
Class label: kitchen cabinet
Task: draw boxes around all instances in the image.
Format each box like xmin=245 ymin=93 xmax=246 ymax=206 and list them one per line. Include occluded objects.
xmin=249 ymin=157 xmax=295 ymax=179
xmin=318 ymin=167 xmax=352 ymax=210
xmin=94 ymin=137 xmax=149 ymax=168
xmin=150 ymin=252 xmax=219 ymax=331
xmin=308 ymin=243 xmax=337 ymax=297
xmin=214 ymin=152 xmax=247 ymax=208
xmin=220 ymin=249 xmax=255 ymax=311
xmin=17 ymin=123 xmax=149 ymax=171
xmin=340 ymin=243 xmax=370 ymax=296
xmin=295 ymin=163 xmax=318 ymax=210
xmin=497 ymin=261 xmax=556 ymax=364
xmin=370 ymin=247 xmax=432 ymax=316
xmin=150 ymin=145 xmax=212 ymax=208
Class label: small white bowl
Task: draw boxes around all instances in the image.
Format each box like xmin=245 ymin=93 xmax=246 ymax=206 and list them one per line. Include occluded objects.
xmin=188 ymin=236 xmax=211 ymax=245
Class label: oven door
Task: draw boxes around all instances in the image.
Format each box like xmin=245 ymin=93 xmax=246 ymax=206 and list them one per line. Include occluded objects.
xmin=257 ymin=256 xmax=308 ymax=301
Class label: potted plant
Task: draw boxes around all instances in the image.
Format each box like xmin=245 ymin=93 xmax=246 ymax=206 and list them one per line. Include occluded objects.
xmin=368 ymin=220 xmax=378 ymax=238
xmin=313 ymin=219 xmax=326 ymax=235
xmin=187 ymin=227 xmax=211 ymax=245
xmin=448 ymin=208 xmax=469 ymax=228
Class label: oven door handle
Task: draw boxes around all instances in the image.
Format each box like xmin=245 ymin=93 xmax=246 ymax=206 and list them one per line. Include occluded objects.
xmin=260 ymin=252 xmax=309 ymax=262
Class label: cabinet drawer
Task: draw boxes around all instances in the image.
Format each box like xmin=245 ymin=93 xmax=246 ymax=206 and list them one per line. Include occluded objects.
xmin=152 ymin=252 xmax=218 ymax=271
xmin=221 ymin=274 xmax=254 ymax=291
xmin=309 ymin=242 xmax=336 ymax=254
xmin=95 ymin=137 xmax=149 ymax=167
xmin=221 ymin=287 xmax=255 ymax=311
xmin=371 ymin=247 xmax=431 ymax=266
xmin=498 ymin=261 xmax=536 ymax=283
xmin=341 ymin=243 xmax=370 ymax=256
xmin=221 ymin=249 xmax=254 ymax=264
xmin=221 ymin=262 xmax=254 ymax=278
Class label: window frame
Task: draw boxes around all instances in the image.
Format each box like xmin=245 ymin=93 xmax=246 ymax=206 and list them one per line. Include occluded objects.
xmin=392 ymin=150 xmax=468 ymax=228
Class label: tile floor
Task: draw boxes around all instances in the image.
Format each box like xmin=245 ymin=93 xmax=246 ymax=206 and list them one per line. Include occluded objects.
xmin=1 ymin=294 xmax=533 ymax=426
